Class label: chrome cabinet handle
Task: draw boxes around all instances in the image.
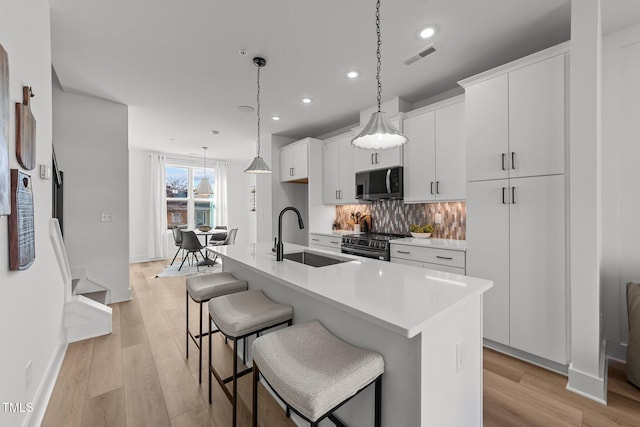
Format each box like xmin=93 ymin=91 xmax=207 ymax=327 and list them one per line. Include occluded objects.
xmin=436 ymin=255 xmax=453 ymax=260
xmin=501 ymin=153 xmax=506 ymax=171
xmin=311 ymin=238 xmax=320 ymax=242
xmin=397 ymin=250 xmax=411 ymax=254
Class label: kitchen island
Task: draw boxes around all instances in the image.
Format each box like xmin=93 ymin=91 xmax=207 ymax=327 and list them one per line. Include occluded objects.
xmin=207 ymin=242 xmax=492 ymax=426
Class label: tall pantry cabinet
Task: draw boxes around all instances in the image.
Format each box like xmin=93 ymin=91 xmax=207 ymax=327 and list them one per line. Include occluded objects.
xmin=459 ymin=42 xmax=569 ymax=365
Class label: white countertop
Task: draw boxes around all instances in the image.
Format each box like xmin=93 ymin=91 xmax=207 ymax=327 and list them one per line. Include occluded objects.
xmin=309 ymin=230 xmax=362 ymax=237
xmin=207 ymin=242 xmax=490 ymax=338
xmin=390 ymin=237 xmax=467 ymax=251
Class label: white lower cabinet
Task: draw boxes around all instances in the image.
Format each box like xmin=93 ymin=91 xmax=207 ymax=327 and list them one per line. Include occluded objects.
xmin=466 ymin=174 xmax=566 ymax=364
xmin=390 ymin=245 xmax=466 ymax=275
xmin=308 ymin=233 xmax=342 ymax=253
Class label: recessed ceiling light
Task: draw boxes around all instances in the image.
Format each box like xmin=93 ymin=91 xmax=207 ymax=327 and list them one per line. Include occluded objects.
xmin=301 ymin=98 xmax=312 ymax=104
xmin=419 ymin=27 xmax=436 ymax=39
xmin=272 ymin=116 xmax=281 ymax=121
xmin=237 ymin=105 xmax=254 ymax=113
xmin=346 ymin=71 xmax=359 ymax=79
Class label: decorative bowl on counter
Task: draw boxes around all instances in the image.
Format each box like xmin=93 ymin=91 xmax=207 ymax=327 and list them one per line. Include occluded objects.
xmin=410 ymin=232 xmax=431 ymax=239
xmin=198 ymin=225 xmax=212 ymax=232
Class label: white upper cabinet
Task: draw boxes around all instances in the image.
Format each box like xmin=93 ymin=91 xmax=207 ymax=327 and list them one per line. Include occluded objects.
xmin=463 ymin=52 xmax=566 ymax=182
xmin=322 ymin=134 xmax=356 ymax=204
xmin=352 ymin=117 xmax=404 ymax=172
xmin=280 ymin=139 xmax=309 ymax=182
xmin=403 ymin=99 xmax=465 ymax=202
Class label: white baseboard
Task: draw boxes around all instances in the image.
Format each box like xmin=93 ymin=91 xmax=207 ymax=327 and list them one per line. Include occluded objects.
xmin=606 ymin=341 xmax=627 ymax=363
xmin=24 ymin=340 xmax=68 ymax=427
xmin=566 ymin=339 xmax=608 ymax=404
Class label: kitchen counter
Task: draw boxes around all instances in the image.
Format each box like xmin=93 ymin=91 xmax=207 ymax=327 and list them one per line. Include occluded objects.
xmin=207 ymin=242 xmax=491 ymax=426
xmin=390 ymin=237 xmax=467 ymax=251
xmin=309 ymin=229 xmax=362 ymax=237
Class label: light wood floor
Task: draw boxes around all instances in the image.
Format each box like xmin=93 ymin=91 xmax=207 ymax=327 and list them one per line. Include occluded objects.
xmin=42 ymin=259 xmax=640 ymax=426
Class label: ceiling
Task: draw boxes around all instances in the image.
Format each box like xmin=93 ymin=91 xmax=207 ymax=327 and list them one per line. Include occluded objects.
xmin=48 ymin=0 xmax=640 ymax=162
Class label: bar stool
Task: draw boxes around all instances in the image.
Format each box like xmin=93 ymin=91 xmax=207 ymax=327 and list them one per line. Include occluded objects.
xmin=186 ymin=272 xmax=248 ymax=383
xmin=208 ymin=289 xmax=293 ymax=426
xmin=251 ymin=320 xmax=384 ymax=427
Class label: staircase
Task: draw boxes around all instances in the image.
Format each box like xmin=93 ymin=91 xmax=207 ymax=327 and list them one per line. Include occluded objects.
xmin=49 ymin=219 xmax=112 ymax=343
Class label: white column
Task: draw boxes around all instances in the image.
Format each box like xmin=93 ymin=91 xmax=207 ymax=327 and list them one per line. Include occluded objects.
xmin=567 ymin=0 xmax=607 ymax=403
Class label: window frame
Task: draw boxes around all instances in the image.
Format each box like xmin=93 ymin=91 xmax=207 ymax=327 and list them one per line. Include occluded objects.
xmin=165 ymin=163 xmax=216 ymax=230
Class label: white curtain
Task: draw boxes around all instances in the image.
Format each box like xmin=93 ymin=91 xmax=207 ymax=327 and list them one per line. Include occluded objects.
xmin=148 ymin=154 xmax=168 ymax=259
xmin=215 ymin=161 xmax=229 ymax=227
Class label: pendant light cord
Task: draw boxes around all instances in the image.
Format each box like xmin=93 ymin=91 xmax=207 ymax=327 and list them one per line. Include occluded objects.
xmin=376 ymin=0 xmax=382 ymax=113
xmin=256 ymin=65 xmax=261 ymax=157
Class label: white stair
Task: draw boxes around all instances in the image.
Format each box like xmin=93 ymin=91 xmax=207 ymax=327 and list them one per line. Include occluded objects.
xmin=49 ymin=219 xmax=112 ymax=342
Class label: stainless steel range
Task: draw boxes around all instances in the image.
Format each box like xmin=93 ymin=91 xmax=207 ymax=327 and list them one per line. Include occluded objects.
xmin=341 ymin=232 xmax=407 ymax=261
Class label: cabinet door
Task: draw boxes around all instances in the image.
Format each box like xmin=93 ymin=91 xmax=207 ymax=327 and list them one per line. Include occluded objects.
xmin=509 ymin=55 xmax=565 ymax=178
xmin=466 ymin=179 xmax=510 ymax=345
xmin=352 ymin=117 xmax=404 ymax=171
xmin=322 ymin=142 xmax=340 ymax=204
xmin=465 ymin=75 xmax=509 ymax=182
xmin=374 ymin=146 xmax=403 ymax=169
xmin=509 ymin=175 xmax=566 ymax=363
xmin=403 ymin=111 xmax=436 ymax=202
xmin=338 ymin=136 xmax=357 ymax=203
xmin=434 ymin=102 xmax=465 ymax=200
xmin=291 ymin=142 xmax=308 ymax=180
xmin=279 ymin=147 xmax=292 ymax=182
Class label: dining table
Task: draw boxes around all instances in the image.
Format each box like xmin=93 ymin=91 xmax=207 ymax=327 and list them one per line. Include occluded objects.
xmin=192 ymin=229 xmax=227 ymax=266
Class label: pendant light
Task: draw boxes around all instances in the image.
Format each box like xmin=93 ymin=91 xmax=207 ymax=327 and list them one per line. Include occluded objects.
xmin=244 ymin=57 xmax=272 ymax=174
xmin=352 ymin=0 xmax=408 ymax=150
xmin=196 ymin=146 xmax=213 ymax=196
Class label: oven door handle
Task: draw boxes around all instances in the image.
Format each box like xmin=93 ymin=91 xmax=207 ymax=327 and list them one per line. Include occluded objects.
xmin=341 ymin=246 xmax=387 ymax=259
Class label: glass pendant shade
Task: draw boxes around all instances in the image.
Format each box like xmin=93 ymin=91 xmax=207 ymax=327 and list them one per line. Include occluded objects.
xmin=244 ymin=155 xmax=272 ymax=174
xmin=351 ymin=111 xmax=408 ymax=149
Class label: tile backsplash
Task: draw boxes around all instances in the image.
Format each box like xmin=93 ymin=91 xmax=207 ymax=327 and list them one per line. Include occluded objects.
xmin=335 ymin=201 xmax=466 ymax=240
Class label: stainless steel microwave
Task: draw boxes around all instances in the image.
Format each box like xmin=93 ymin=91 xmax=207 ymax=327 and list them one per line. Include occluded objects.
xmin=355 ymin=166 xmax=403 ymax=200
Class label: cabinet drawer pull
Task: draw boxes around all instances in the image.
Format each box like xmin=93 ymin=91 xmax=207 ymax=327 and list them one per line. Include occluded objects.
xmin=430 ymin=181 xmax=434 ymax=195
xmin=330 ymin=241 xmax=340 ymax=244
xmin=397 ymin=250 xmax=411 ymax=254
xmin=371 ymin=153 xmax=375 ymax=164
xmin=311 ymin=238 xmax=320 ymax=242
xmin=511 ymin=186 xmax=516 ymax=204
xmin=375 ymin=153 xmax=379 ymax=164
xmin=335 ymin=190 xmax=339 ymax=200
xmin=501 ymin=153 xmax=506 ymax=171
xmin=436 ymin=255 xmax=453 ymax=260
xmin=436 ymin=181 xmax=440 ymax=194
xmin=502 ymin=187 xmax=506 ymax=204
xmin=511 ymin=152 xmax=516 ymax=170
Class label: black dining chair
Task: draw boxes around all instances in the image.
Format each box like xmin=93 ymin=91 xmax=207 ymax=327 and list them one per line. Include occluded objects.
xmin=178 ymin=231 xmax=207 ymax=271
xmin=170 ymin=227 xmax=184 ymax=266
xmin=209 ymin=228 xmax=238 ymax=264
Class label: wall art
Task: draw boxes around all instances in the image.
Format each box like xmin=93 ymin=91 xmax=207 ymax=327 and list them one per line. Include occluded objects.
xmin=16 ymin=85 xmax=36 ymax=170
xmin=9 ymin=169 xmax=35 ymax=270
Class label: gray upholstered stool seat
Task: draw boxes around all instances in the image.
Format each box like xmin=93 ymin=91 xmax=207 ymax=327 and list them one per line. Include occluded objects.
xmin=186 ymin=272 xmax=248 ymax=302
xmin=252 ymin=320 xmax=384 ymax=427
xmin=185 ymin=272 xmax=247 ymax=384
xmin=208 ymin=289 xmax=293 ymax=427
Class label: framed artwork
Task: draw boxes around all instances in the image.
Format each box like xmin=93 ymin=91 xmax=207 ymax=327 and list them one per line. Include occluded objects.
xmin=8 ymin=170 xmax=35 ymax=270
xmin=0 ymin=43 xmax=9 ymax=215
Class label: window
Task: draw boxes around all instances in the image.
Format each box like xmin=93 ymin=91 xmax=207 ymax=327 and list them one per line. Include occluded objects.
xmin=165 ymin=165 xmax=215 ymax=230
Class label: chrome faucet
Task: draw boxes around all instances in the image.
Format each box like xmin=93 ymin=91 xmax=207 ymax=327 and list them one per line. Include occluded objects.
xmin=276 ymin=206 xmax=305 ymax=261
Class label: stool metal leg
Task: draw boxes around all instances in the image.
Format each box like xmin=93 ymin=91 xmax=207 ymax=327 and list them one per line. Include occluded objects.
xmin=198 ymin=301 xmax=203 ymax=383
xmin=375 ymin=376 xmax=382 ymax=427
xmin=232 ymin=337 xmax=238 ymax=427
xmin=252 ymin=363 xmax=260 ymax=427
xmin=185 ymin=291 xmax=189 ymax=359
xmin=208 ymin=313 xmax=213 ymax=404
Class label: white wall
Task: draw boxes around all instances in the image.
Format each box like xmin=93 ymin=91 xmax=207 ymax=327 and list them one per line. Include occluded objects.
xmin=52 ymin=80 xmax=130 ymax=303
xmin=602 ymin=20 xmax=640 ymax=360
xmin=0 ymin=1 xmax=68 ymax=426
xmin=128 ymin=148 xmax=254 ymax=262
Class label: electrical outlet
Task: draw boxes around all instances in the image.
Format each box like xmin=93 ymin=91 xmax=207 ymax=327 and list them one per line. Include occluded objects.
xmin=25 ymin=360 xmax=31 ymax=389
xmin=100 ymin=212 xmax=112 ymax=222
xmin=456 ymin=341 xmax=465 ymax=373
xmin=435 ymin=213 xmax=443 ymax=225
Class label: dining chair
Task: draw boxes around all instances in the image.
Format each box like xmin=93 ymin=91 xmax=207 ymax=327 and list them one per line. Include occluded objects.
xmin=209 ymin=225 xmax=228 ymax=242
xmin=170 ymin=227 xmax=184 ymax=266
xmin=209 ymin=228 xmax=238 ymax=264
xmin=178 ymin=231 xmax=207 ymax=271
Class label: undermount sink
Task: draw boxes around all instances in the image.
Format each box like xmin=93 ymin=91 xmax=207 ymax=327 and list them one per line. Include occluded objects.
xmin=282 ymin=250 xmax=351 ymax=268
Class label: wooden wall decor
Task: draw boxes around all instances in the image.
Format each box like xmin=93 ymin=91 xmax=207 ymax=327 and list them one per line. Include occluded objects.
xmin=16 ymin=86 xmax=36 ymax=170
xmin=8 ymin=169 xmax=35 ymax=270
xmin=0 ymin=43 xmax=9 ymax=215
